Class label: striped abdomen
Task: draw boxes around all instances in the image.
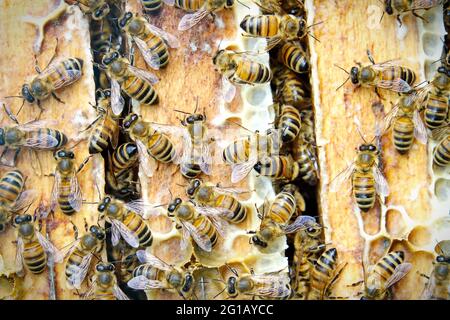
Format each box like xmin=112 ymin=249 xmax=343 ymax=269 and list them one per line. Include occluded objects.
xmin=89 ymin=114 xmax=117 ymax=154
xmin=267 ymin=191 xmax=296 ymax=225
xmin=352 ymin=171 xmax=376 ymax=212
xmin=141 ymin=30 xmax=169 ymax=68
xmin=433 ymin=134 xmax=450 ymax=167
xmin=65 ymin=244 xmax=103 ymax=283
xmin=233 ymin=59 xmax=272 ymax=84
xmin=258 ymin=156 xmax=300 ymax=181
xmin=180 ymin=162 xmax=201 ymax=179
xmin=0 ymin=170 xmax=24 ymax=205
xmin=380 ymin=66 xmax=416 ymax=85
xmin=141 ymin=0 xmax=163 ymax=14
xmin=23 ymin=240 xmax=47 ymax=274
xmin=277 ymin=76 xmax=310 ymax=109
xmin=27 ymin=128 xmax=67 ymax=149
xmin=112 ymin=143 xmax=139 ymax=171
xmin=215 ymin=194 xmax=247 ymax=224
xmin=175 ymin=0 xmax=205 ymax=11
xmin=123 ymin=211 xmax=153 ymax=247
xmin=44 ymin=58 xmax=83 ymax=93
xmin=192 ymin=216 xmax=218 ymax=249
xmin=308 ymin=248 xmax=338 ymax=300
xmin=121 ymin=75 xmax=158 ymax=105
xmin=294 ymin=144 xmax=319 ymax=186
xmin=278 ymin=43 xmax=309 ymax=74
xmin=278 ymin=104 xmax=301 ymax=143
xmin=292 ymin=252 xmax=312 ymax=300
xmin=424 ymin=91 xmax=448 ymax=129
xmin=373 ymin=251 xmax=405 ymax=282
xmin=132 ymin=264 xmax=163 ymax=281
xmin=240 ymin=15 xmax=280 ymax=37
xmin=393 ymin=116 xmax=414 ymax=154
xmin=92 ymin=290 xmax=116 ymax=300
xmin=147 ymin=132 xmax=176 ymax=163
xmin=222 ymin=139 xmax=250 ymax=164
xmin=58 ymin=174 xmax=77 ymax=215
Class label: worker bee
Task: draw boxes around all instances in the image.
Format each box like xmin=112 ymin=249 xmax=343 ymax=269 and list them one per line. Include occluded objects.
xmin=50 ymin=150 xmax=84 ymax=216
xmin=431 ymin=124 xmax=450 ymax=167
xmin=118 ymin=12 xmax=180 ymax=70
xmin=253 ymin=154 xmax=301 ymax=182
xmin=65 ymin=224 xmax=106 ymax=289
xmin=177 ymin=0 xmax=235 ymax=31
xmin=127 ymin=250 xmax=195 ymax=299
xmin=0 ymin=105 xmax=68 ymax=168
xmin=329 ymin=140 xmax=389 ymax=212
xmin=383 ymin=0 xmax=441 ymax=24
xmin=186 ymin=179 xmax=249 ymax=224
xmin=99 ymin=51 xmax=159 ymax=116
xmin=83 ymin=262 xmax=129 ymax=300
xmin=14 ymin=213 xmax=62 ymax=275
xmin=224 ymin=267 xmax=292 ymax=299
xmin=212 ymin=46 xmax=273 ymax=103
xmin=108 ymin=241 xmax=139 ymax=284
xmin=274 ymin=103 xmax=302 ymax=143
xmin=122 ymin=113 xmax=182 ymax=177
xmin=90 ymin=17 xmax=122 ymax=58
xmin=277 ymin=42 xmax=309 ymax=74
xmin=167 ymin=198 xmax=227 ymax=252
xmin=140 ymin=0 xmax=175 ymax=14
xmin=336 ymin=50 xmax=416 ymax=94
xmin=0 ymin=170 xmax=36 ymax=232
xmin=357 ymin=251 xmax=412 ymax=300
xmin=273 ymin=66 xmax=311 ymax=109
xmin=98 ymin=196 xmax=153 ymax=249
xmin=308 ymin=247 xmax=346 ymax=300
xmin=421 ymin=240 xmax=450 ymax=300
xmin=75 ymin=0 xmax=114 ymax=20
xmin=249 ymin=184 xmax=310 ymax=248
xmin=381 ymin=93 xmax=428 ymax=154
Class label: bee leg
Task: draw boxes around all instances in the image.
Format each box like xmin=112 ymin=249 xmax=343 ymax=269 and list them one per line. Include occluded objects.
xmin=210 ymin=12 xmax=216 ymax=23
xmin=77 ymin=155 xmax=93 ymax=174
xmin=44 ymin=38 xmax=60 ymax=70
xmin=70 ymin=220 xmax=78 ymax=240
xmin=51 ymin=92 xmax=65 ymax=104
xmin=396 ymin=15 xmax=402 ymax=27
xmin=374 ymin=87 xmax=384 ymax=100
xmin=346 ymin=280 xmax=364 ymax=287
xmin=412 ymin=11 xmax=429 ymax=23
xmin=417 ymin=272 xmax=430 ymax=279
xmin=36 ymin=101 xmax=45 ymax=120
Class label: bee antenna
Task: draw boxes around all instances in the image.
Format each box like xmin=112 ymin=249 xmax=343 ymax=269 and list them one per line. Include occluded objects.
xmin=3 ymin=95 xmax=23 ymax=99
xmin=356 ymin=125 xmax=368 ymax=144
xmin=226 ymin=119 xmax=253 ymax=133
xmin=194 ymin=96 xmax=199 ymax=114
xmin=307 ymin=20 xmax=324 ymax=29
xmin=235 ymin=0 xmax=250 ymax=10
xmin=308 ymin=32 xmax=320 ymax=43
xmin=212 ymin=286 xmax=227 ymax=300
xmin=379 ymin=11 xmax=385 ymax=23
xmin=334 ymin=64 xmax=349 ymax=74
xmin=173 ymin=109 xmax=190 ymax=115
xmin=225 ymin=263 xmax=239 ymax=277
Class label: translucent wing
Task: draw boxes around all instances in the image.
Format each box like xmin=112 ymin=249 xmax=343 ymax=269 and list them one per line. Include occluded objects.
xmin=199 ymin=142 xmax=212 ymax=175
xmin=38 ymin=60 xmax=82 ymax=90
xmin=250 ymin=0 xmax=283 ymax=14
xmin=231 ymin=155 xmax=258 ymax=183
xmin=182 ymin=221 xmax=212 ymax=252
xmin=111 ymin=220 xmax=121 ymax=246
xmin=329 ymin=162 xmax=355 ymax=192
xmin=195 ymin=205 xmax=234 ymax=222
xmin=178 ymin=9 xmax=210 ymax=31
xmin=376 ymin=79 xmax=412 ymax=93
xmin=124 ymin=199 xmax=148 ymax=216
xmin=36 ymin=230 xmax=63 ymax=263
xmin=69 ymin=174 xmax=82 ymax=212
xmin=180 ymin=226 xmax=190 ymax=251
xmin=17 ymin=120 xmax=59 ymax=131
xmin=222 ymin=76 xmax=236 ymax=103
xmin=15 ymin=236 xmax=24 ymax=274
xmin=136 ymin=250 xmax=172 ymax=271
xmin=136 ymin=139 xmax=156 ymax=177
xmin=113 ymin=284 xmax=130 ymax=300
xmin=111 ymin=219 xmax=140 ymax=248
xmin=147 ymin=24 xmax=180 ymax=48
xmin=128 ymin=65 xmax=159 ymax=85
xmin=194 ymin=206 xmax=227 ymax=238
xmin=385 ymin=263 xmax=412 ymax=289
xmin=128 ymin=275 xmax=166 ymax=290
xmin=411 ymin=0 xmax=441 ymax=10
xmin=214 ymin=186 xmax=249 ymax=196
xmin=264 ymin=36 xmax=282 ymax=52
xmin=50 ymin=171 xmax=61 ymax=212
xmin=23 ymin=132 xmax=60 ymax=149
xmin=250 ymin=273 xmax=291 ymax=297
xmin=373 ymin=166 xmax=390 ymax=197
xmin=111 ymin=79 xmax=125 ymax=116
xmin=0 ymin=147 xmax=20 ymax=167
xmin=11 ymin=189 xmax=37 ymax=212
xmin=413 ymin=109 xmax=428 ymax=144
xmin=421 ymin=270 xmax=436 ymax=300
xmin=68 ymin=253 xmax=93 ymax=289
xmin=380 ymin=104 xmax=400 ymax=134
xmin=133 ymin=36 xmax=161 ymax=70
xmin=162 ymin=0 xmax=175 ymax=5
xmin=431 ymin=125 xmax=450 ymax=141
xmin=283 ymin=215 xmax=317 ymax=234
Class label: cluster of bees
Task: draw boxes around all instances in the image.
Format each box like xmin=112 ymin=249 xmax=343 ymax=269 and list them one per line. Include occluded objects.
xmin=0 ymin=0 xmax=449 ymax=300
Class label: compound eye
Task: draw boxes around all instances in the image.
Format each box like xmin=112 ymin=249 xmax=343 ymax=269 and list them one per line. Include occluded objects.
xmin=108 ymin=264 xmax=115 ymax=271
xmin=437 ymin=255 xmax=445 ymax=262
xmin=359 ymin=145 xmax=366 ymax=151
xmin=175 ymin=198 xmax=182 ymax=205
xmin=96 ymin=264 xmax=104 ymax=272
xmin=369 ymin=145 xmax=376 ymax=151
xmin=194 ymin=179 xmax=201 ymax=187
xmin=105 ymin=197 xmax=111 ymax=203
xmin=69 ymin=152 xmax=75 ymax=158
xmin=58 ymin=150 xmax=65 ymax=157
xmin=14 ymin=216 xmax=22 ymax=224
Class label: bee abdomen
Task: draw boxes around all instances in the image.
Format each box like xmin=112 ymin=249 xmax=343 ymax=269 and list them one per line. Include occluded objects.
xmin=112 ymin=143 xmax=139 ymax=171
xmin=216 ymin=194 xmax=247 ymax=224
xmin=132 ymin=264 xmax=160 ymax=279
xmin=89 ymin=125 xmax=113 ymax=154
xmin=180 ymin=162 xmax=202 ymax=179
xmin=308 ymin=248 xmax=337 ymax=300
xmin=147 ymin=133 xmax=176 ymax=163
xmin=240 ymin=15 xmax=279 ymax=37
xmin=58 ymin=176 xmax=77 ymax=215
xmin=222 ymin=140 xmax=250 ymax=164
xmin=393 ymin=117 xmax=414 ymax=154
xmin=65 ymin=248 xmax=85 ymax=280
xmin=424 ymin=93 xmax=448 ymax=129
xmin=23 ymin=241 xmax=47 ymax=274
xmin=141 ymin=0 xmax=163 ymax=14
xmin=278 ymin=104 xmax=301 ymax=143
xmin=174 ymin=0 xmax=204 ymax=11
xmin=34 ymin=128 xmax=68 ymax=149
xmin=399 ymin=67 xmax=416 ymax=85
xmin=193 ymin=216 xmax=218 ymax=249
xmin=375 ymin=251 xmax=404 ymax=280
xmin=235 ymin=60 xmax=272 ymax=84
xmin=124 ymin=213 xmax=153 ymax=247
xmin=268 ymin=192 xmax=296 ymax=225
xmin=278 ymin=43 xmax=309 ymax=74
xmin=123 ymin=76 xmax=158 ymax=105
xmin=0 ymin=170 xmax=24 ymax=204
xmin=352 ymin=173 xmax=376 ymax=212
xmin=144 ymin=33 xmax=169 ymax=68
xmin=296 ymin=147 xmax=319 ymax=186
xmin=434 ymin=135 xmax=450 ymax=167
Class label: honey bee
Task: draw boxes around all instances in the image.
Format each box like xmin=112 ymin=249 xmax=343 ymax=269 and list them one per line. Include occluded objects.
xmin=0 ymin=105 xmax=68 ymax=168
xmin=277 ymin=42 xmax=309 ymax=74
xmin=65 ymin=224 xmax=106 ymax=289
xmin=381 ymin=93 xmax=428 ymax=154
xmin=90 ymin=17 xmax=122 ymax=59
xmin=358 ymin=251 xmax=412 ymax=300
xmin=308 ymin=247 xmax=346 ymax=300
xmin=50 ymin=150 xmax=84 ymax=216
xmin=108 ymin=241 xmax=139 ymax=284
xmin=253 ymin=154 xmax=301 ymax=182
xmin=140 ymin=0 xmax=175 ymax=14
xmin=99 ymin=51 xmax=159 ymax=116
xmin=127 ymin=250 xmax=195 ymax=299
xmin=0 ymin=170 xmax=36 ymax=232
xmin=421 ymin=240 xmax=450 ymax=300
xmin=122 ymin=113 xmax=182 ymax=177
xmin=431 ymin=124 xmax=450 ymax=167
xmin=274 ymin=66 xmax=311 ymax=109
xmin=212 ymin=46 xmax=273 ymax=103
xmin=274 ymin=103 xmax=302 ymax=143
xmin=14 ymin=213 xmax=62 ymax=275
xmin=167 ymin=197 xmax=227 ymax=252
xmin=177 ymin=0 xmax=235 ymax=31
xmin=383 ymin=0 xmax=441 ymax=24
xmin=118 ymin=12 xmax=180 ymax=70
xmin=249 ymin=184 xmax=310 ymax=248
xmin=76 ymin=0 xmax=114 ymax=20
xmin=336 ymin=50 xmax=416 ymax=94
xmin=186 ymin=179 xmax=249 ymax=224
xmin=83 ymin=262 xmax=129 ymax=300
xmin=98 ymin=196 xmax=153 ymax=249
xmin=225 ymin=267 xmax=292 ymax=299
xmin=329 ymin=141 xmax=389 ymax=212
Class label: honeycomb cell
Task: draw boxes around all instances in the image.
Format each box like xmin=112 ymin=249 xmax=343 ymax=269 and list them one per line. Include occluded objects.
xmin=435 ymin=178 xmax=450 ymax=202
xmin=368 ymin=236 xmax=391 ymax=265
xmin=193 ymin=268 xmax=225 ymax=300
xmin=386 ymin=209 xmax=408 ymax=238
xmin=151 ymin=236 xmax=193 ymax=266
xmin=0 ymin=275 xmax=16 ymax=299
xmin=422 ymin=32 xmax=441 ymax=56
xmin=361 ymin=206 xmax=381 ymax=236
xmin=147 ymin=214 xmax=173 ymax=234
xmin=245 ymin=86 xmax=268 ymax=106
xmin=424 ymin=59 xmax=438 ymax=80
xmin=408 ymin=226 xmax=432 ymax=248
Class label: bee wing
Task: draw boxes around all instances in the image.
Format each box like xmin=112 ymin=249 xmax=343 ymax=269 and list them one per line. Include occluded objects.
xmin=373 ymin=166 xmax=390 ymax=197
xmin=178 ymin=9 xmax=210 ymax=31
xmin=128 ymin=65 xmax=159 ymax=85
xmin=194 ymin=206 xmax=228 ymax=238
xmin=250 ymin=0 xmax=283 ymax=14
xmin=411 ymin=0 xmax=441 ymax=10
xmin=196 ymin=205 xmax=234 ymax=222
xmin=15 ymin=236 xmax=24 ymax=274
xmin=231 ymin=155 xmax=258 ymax=183
xmin=110 ymin=220 xmax=121 ymax=247
xmin=329 ymin=162 xmax=355 ymax=192
xmin=113 ymin=284 xmax=130 ymax=300
xmin=431 ymin=124 xmax=450 ymax=141
xmin=214 ymin=186 xmax=249 ymax=196
xmin=283 ymin=215 xmax=317 ymax=234
xmin=10 ymin=189 xmax=37 ymax=212
xmin=68 ymin=253 xmax=93 ymax=289
xmin=35 ymin=230 xmax=63 ymax=263
xmin=23 ymin=132 xmax=60 ymax=149
xmin=385 ymin=263 xmax=412 ymax=289
xmin=376 ymin=79 xmax=413 ymax=93
xmin=264 ymin=36 xmax=282 ymax=52
xmin=421 ymin=270 xmax=436 ymax=300
xmin=82 ymin=280 xmax=96 ymax=300
xmin=380 ymin=104 xmax=400 ymax=133
xmin=69 ymin=174 xmax=82 ymax=212
xmin=413 ymin=109 xmax=428 ymax=144
xmin=136 ymin=250 xmax=173 ymax=271
xmin=162 ymin=0 xmax=175 ymax=5
xmin=199 ymin=142 xmax=212 ymax=175
xmin=123 ymin=199 xmax=147 ymax=216
xmin=146 ymin=24 xmax=180 ymax=48
xmin=249 ymin=273 xmax=291 ymax=298
xmin=39 ymin=62 xmax=82 ymax=90
xmin=0 ymin=147 xmax=19 ymax=167
xmin=17 ymin=120 xmax=59 ymax=131
xmin=133 ymin=36 xmax=161 ymax=70
xmin=128 ymin=275 xmax=166 ymax=290
xmin=111 ymin=219 xmax=140 ymax=248
xmin=136 ymin=139 xmax=156 ymax=177
xmin=180 ymin=227 xmax=190 ymax=251
xmin=111 ymin=79 xmax=125 ymax=116
xmin=50 ymin=171 xmax=61 ymax=213
xmin=221 ymin=76 xmax=236 ymax=103
xmin=182 ymin=221 xmax=212 ymax=252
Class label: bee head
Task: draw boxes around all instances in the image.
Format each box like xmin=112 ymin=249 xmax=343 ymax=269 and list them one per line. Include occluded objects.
xmin=96 ymin=88 xmax=111 ymax=100
xmin=306 ymin=225 xmax=322 ymax=238
xmin=435 ymin=261 xmax=449 ymax=279
xmin=102 ymin=51 xmax=120 ymax=66
xmin=21 ymin=84 xmax=35 ymax=103
xmin=384 ymin=0 xmax=393 ymax=15
xmin=92 ymin=3 xmax=110 ymax=20
xmin=186 ymin=114 xmax=205 ymax=124
xmin=250 ymin=235 xmax=267 ymax=248
xmin=437 ymin=66 xmax=450 ymax=78
xmin=167 ymin=197 xmax=182 ymax=216
xmin=186 ymin=179 xmax=201 ymax=198
xmin=90 ymin=225 xmax=106 ymax=240
xmin=54 ymin=149 xmax=74 ymax=160
xmin=125 ymin=143 xmax=138 ymax=157
xmin=182 ymin=273 xmax=194 ymax=294
xmin=15 ymin=214 xmax=34 ymax=237
xmin=98 ymin=196 xmax=111 ymax=212
xmin=167 ymin=271 xmax=183 ymax=288
xmin=122 ymin=113 xmax=139 ymax=130
xmin=0 ymin=128 xmax=5 ymax=146
xmin=96 ymin=262 xmax=115 ymax=272
xmin=118 ymin=11 xmax=134 ymax=29
xmin=359 ymin=144 xmax=377 ymax=153
xmin=350 ymin=66 xmax=359 ymax=84
xmin=14 ymin=214 xmax=32 ymax=225
xmin=227 ymin=276 xmax=238 ymax=297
